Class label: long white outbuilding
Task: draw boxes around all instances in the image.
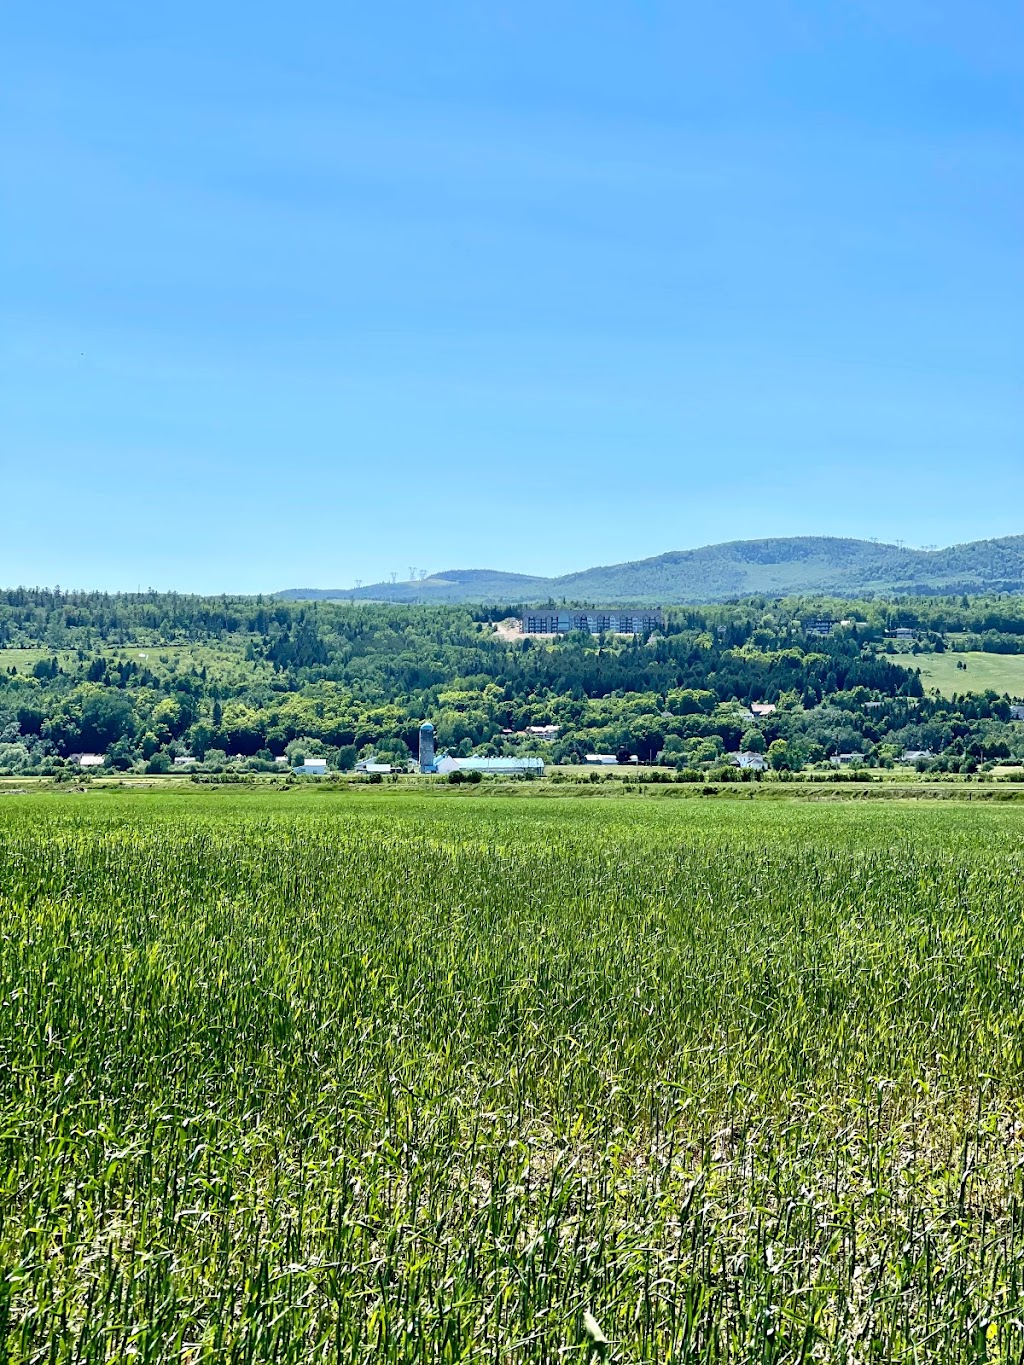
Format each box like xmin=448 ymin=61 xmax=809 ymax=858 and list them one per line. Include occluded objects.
xmin=435 ymin=756 xmax=544 ymax=776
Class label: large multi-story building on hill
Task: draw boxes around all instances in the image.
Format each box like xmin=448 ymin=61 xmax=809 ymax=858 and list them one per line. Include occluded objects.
xmin=519 ymin=609 xmax=663 ymax=635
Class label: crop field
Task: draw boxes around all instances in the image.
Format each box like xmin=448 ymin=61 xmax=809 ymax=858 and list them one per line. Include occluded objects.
xmin=3 ymin=790 xmax=1024 ymax=1361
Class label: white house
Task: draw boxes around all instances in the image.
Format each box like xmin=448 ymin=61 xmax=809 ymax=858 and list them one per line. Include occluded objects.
xmin=899 ymin=749 xmax=934 ymax=764
xmin=730 ymin=751 xmax=768 ymax=771
xmin=173 ymin=755 xmax=197 ymax=767
xmin=69 ymin=753 xmax=105 ymax=768
xmin=1010 ymin=705 xmax=1024 ymax=721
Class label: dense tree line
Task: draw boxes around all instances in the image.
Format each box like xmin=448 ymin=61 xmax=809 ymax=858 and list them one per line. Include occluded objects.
xmin=0 ymin=590 xmax=1022 ymax=776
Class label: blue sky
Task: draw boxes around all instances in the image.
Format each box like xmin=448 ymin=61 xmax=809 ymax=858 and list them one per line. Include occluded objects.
xmin=3 ymin=1 xmax=1022 ymax=593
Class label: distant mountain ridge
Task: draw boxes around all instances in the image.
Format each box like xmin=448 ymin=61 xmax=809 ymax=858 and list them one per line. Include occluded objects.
xmin=279 ymin=535 xmax=1024 ymax=605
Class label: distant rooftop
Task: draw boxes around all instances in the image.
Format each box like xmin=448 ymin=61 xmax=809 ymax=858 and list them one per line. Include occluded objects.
xmin=437 ymin=756 xmax=544 ymax=773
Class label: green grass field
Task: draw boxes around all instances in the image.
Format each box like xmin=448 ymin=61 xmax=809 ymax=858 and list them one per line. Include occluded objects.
xmin=3 ymin=787 xmax=1024 ymax=1360
xmin=0 ymin=647 xmax=81 ymax=674
xmin=912 ymin=649 xmax=1024 ymax=699
xmin=0 ymin=637 xmax=266 ymax=684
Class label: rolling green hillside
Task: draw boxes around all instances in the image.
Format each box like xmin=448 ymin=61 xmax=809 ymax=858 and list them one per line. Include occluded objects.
xmin=281 ymin=535 xmax=1024 ymax=605
xmin=915 ymin=651 xmax=1024 ymax=699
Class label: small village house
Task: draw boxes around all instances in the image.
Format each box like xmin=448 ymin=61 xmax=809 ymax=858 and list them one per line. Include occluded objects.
xmin=730 ymin=751 xmax=768 ymax=771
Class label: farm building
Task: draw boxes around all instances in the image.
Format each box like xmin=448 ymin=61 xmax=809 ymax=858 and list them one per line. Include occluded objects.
xmin=355 ymin=759 xmax=392 ymax=774
xmin=69 ymin=753 xmax=105 ymax=768
xmin=520 ymin=609 xmax=663 ymax=635
xmin=294 ymin=757 xmax=328 ymax=775
xmin=750 ymin=702 xmax=777 ymax=717
xmin=418 ymin=721 xmax=437 ymax=773
xmin=584 ymin=754 xmax=619 ymax=766
xmin=435 ymin=756 xmax=544 ymax=777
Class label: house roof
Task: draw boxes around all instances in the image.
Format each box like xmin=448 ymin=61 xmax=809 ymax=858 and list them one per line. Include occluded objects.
xmin=440 ymin=756 xmax=544 ymax=771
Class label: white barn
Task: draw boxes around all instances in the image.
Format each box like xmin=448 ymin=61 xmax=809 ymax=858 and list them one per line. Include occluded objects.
xmin=295 ymin=757 xmax=328 ymax=775
xmin=435 ymin=756 xmax=544 ymax=777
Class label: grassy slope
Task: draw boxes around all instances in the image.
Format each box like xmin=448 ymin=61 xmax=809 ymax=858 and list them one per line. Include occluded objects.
xmin=0 ymin=639 xmax=267 ymax=688
xmin=914 ymin=650 xmax=1024 ymax=699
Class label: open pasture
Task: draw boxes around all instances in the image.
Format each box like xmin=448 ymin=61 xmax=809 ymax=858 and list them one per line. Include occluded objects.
xmin=3 ymin=788 xmax=1024 ymax=1361
xmin=913 ymin=650 xmax=1024 ymax=700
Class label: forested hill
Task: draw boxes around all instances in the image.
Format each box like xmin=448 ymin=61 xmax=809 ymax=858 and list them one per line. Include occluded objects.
xmin=3 ymin=588 xmax=1024 ymax=781
xmin=281 ymin=536 xmax=1024 ymax=605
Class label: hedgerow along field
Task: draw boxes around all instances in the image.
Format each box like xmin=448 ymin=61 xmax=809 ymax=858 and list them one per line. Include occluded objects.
xmin=3 ymin=791 xmax=1024 ymax=1361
